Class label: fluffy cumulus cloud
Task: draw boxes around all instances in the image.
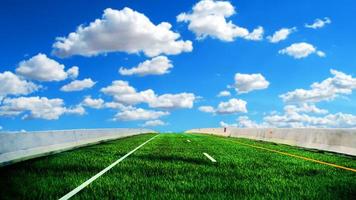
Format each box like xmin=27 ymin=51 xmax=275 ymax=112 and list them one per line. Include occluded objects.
xmin=0 ymin=71 xmax=39 ymax=99
xmin=142 ymin=119 xmax=166 ymax=127
xmin=101 ymin=80 xmax=196 ymax=109
xmin=198 ymin=106 xmax=215 ymax=113
xmin=283 ymin=104 xmax=328 ymax=115
xmin=0 ymin=96 xmax=84 ymax=120
xmin=220 ymin=116 xmax=263 ymax=128
xmin=66 ymin=66 xmax=79 ymax=79
xmin=244 ymin=26 xmax=264 ymax=41
xmin=217 ymin=90 xmax=231 ymax=97
xmin=199 ymin=98 xmax=247 ymax=115
xmin=103 ymin=101 xmax=130 ymax=110
xmin=279 ymin=42 xmax=325 ymax=59
xmin=119 ymin=56 xmax=173 ymax=76
xmin=177 ymin=0 xmax=263 ymax=42
xmin=218 ymin=104 xmax=356 ymax=128
xmin=236 ymin=116 xmax=263 ymax=128
xmin=52 ymin=8 xmax=192 ymax=58
xmin=248 ymin=29 xmax=265 ymax=41
xmin=16 ymin=53 xmax=78 ymax=81
xmin=114 ymin=107 xmax=169 ymax=121
xmin=263 ymin=69 xmax=356 ymax=128
xmin=81 ymin=96 xmax=104 ymax=109
xmin=263 ymin=109 xmax=356 ymax=128
xmin=60 ymin=78 xmax=96 ymax=92
xmin=148 ymin=93 xmax=196 ymax=109
xmin=233 ymin=73 xmax=269 ymax=94
xmin=216 ymin=98 xmax=247 ymax=114
xmin=305 ymin=17 xmax=331 ymax=29
xmin=267 ymin=27 xmax=296 ymax=43
xmin=101 ymin=80 xmax=155 ymax=105
xmin=280 ymin=69 xmax=356 ymax=103
xmin=66 ymin=106 xmax=86 ymax=116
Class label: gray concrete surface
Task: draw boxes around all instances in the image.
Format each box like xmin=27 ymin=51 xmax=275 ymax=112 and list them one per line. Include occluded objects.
xmin=186 ymin=128 xmax=356 ymax=156
xmin=0 ymin=128 xmax=155 ymax=166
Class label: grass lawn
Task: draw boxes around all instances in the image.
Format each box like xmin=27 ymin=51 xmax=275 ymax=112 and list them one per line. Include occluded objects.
xmin=0 ymin=133 xmax=355 ymax=199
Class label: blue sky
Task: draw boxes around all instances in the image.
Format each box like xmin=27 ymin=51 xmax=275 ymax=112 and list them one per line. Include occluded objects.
xmin=1 ymin=0 xmax=356 ymax=132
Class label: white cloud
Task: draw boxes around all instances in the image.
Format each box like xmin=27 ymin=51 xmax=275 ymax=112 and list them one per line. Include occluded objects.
xmin=16 ymin=53 xmax=77 ymax=82
xmin=221 ymin=116 xmax=267 ymax=128
xmin=198 ymin=106 xmax=215 ymax=113
xmin=0 ymin=96 xmax=84 ymax=120
xmin=177 ymin=0 xmax=263 ymax=42
xmin=264 ymin=112 xmax=310 ymax=128
xmin=278 ymin=42 xmax=325 ymax=59
xmin=280 ymin=69 xmax=356 ymax=103
xmin=148 ymin=93 xmax=196 ymax=109
xmin=264 ymin=110 xmax=356 ymax=128
xmin=104 ymin=101 xmax=130 ymax=110
xmin=66 ymin=105 xmax=86 ymax=115
xmin=114 ymin=107 xmax=169 ymax=121
xmin=142 ymin=119 xmax=166 ymax=127
xmin=0 ymin=71 xmax=39 ymax=99
xmin=267 ymin=27 xmax=296 ymax=43
xmin=60 ymin=78 xmax=96 ymax=92
xmin=119 ymin=56 xmax=173 ymax=76
xmin=316 ymin=50 xmax=326 ymax=57
xmin=325 ymin=113 xmax=356 ymax=128
xmin=101 ymin=80 xmax=196 ymax=109
xmin=305 ymin=17 xmax=331 ymax=29
xmin=217 ymin=104 xmax=356 ymax=128
xmin=67 ymin=66 xmax=79 ymax=79
xmin=52 ymin=8 xmax=192 ymax=58
xmin=100 ymin=80 xmax=155 ymax=105
xmin=81 ymin=96 xmax=104 ymax=109
xmin=244 ymin=26 xmax=264 ymax=41
xmin=234 ymin=73 xmax=269 ymax=94
xmin=217 ymin=90 xmax=231 ymax=97
xmin=261 ymin=69 xmax=356 ymax=128
xmin=236 ymin=116 xmax=263 ymax=128
xmin=216 ymin=98 xmax=247 ymax=114
xmin=199 ymin=98 xmax=247 ymax=115
xmin=101 ymin=80 xmax=137 ymax=96
xmin=220 ymin=117 xmax=264 ymax=128
xmin=284 ymin=104 xmax=328 ymax=115
xmin=220 ymin=121 xmax=237 ymax=127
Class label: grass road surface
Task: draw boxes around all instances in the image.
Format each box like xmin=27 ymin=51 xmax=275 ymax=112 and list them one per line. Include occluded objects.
xmin=1 ymin=133 xmax=355 ymax=199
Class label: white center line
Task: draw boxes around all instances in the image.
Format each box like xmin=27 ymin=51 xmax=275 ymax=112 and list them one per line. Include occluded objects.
xmin=203 ymin=152 xmax=217 ymax=163
xmin=187 ymin=139 xmax=191 ymax=143
xmin=59 ymin=134 xmax=159 ymax=200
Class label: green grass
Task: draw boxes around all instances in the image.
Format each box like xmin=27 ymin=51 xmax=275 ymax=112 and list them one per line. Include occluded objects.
xmin=0 ymin=133 xmax=355 ymax=199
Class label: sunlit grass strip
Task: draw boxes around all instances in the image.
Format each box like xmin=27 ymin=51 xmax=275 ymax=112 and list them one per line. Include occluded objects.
xmin=225 ymin=138 xmax=356 ymax=173
xmin=59 ymin=134 xmax=159 ymax=200
xmin=1 ymin=133 xmax=355 ymax=199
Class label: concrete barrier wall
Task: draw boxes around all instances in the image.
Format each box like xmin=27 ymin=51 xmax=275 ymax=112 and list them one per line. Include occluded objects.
xmin=186 ymin=128 xmax=356 ymax=156
xmin=0 ymin=128 xmax=155 ymax=166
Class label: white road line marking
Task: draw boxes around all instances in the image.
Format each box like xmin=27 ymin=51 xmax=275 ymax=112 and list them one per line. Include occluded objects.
xmin=187 ymin=139 xmax=191 ymax=143
xmin=59 ymin=134 xmax=159 ymax=200
xmin=203 ymin=153 xmax=217 ymax=163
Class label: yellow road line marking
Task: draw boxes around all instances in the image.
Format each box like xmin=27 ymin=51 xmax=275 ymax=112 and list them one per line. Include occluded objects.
xmin=228 ymin=139 xmax=356 ymax=173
